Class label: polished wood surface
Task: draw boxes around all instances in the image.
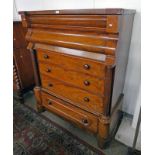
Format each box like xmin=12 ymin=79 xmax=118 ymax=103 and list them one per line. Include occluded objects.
xmin=41 ymin=75 xmax=104 ymax=114
xmin=13 ymin=22 xmax=35 ymax=101
xmin=19 ymin=8 xmax=135 ymax=15
xmin=26 ymin=28 xmax=118 ymax=55
xmin=13 ymin=48 xmax=34 ymax=89
xmin=39 ymin=63 xmax=105 ymax=95
xmin=42 ymin=91 xmax=98 ymax=133
xmin=37 ymin=49 xmax=106 ymax=77
xmin=13 ymin=22 xmax=27 ymax=48
xmin=20 ymin=9 xmax=135 ymax=148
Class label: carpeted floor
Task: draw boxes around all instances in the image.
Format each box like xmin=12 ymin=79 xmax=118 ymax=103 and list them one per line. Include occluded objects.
xmin=13 ymin=101 xmax=104 ymax=155
xmin=14 ymin=92 xmax=133 ymax=155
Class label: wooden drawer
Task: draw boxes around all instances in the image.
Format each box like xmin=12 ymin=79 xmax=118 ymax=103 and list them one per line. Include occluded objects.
xmin=39 ymin=62 xmax=105 ymax=95
xmin=37 ymin=49 xmax=105 ymax=78
xmin=41 ymin=91 xmax=98 ymax=133
xmin=29 ymin=15 xmax=107 ymax=28
xmin=41 ymin=75 xmax=104 ymax=113
xmin=24 ymin=13 xmax=119 ymax=34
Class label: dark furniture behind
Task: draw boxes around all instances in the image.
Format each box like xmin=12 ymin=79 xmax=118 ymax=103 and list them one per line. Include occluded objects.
xmin=13 ymin=21 xmax=34 ymax=102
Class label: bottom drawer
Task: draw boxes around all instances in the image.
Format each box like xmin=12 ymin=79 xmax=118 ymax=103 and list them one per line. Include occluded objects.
xmin=41 ymin=91 xmax=98 ymax=133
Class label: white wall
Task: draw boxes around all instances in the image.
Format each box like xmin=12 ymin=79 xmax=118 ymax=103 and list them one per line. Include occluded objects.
xmin=13 ymin=0 xmax=20 ymax=21
xmin=14 ymin=0 xmax=141 ymax=116
xmin=15 ymin=0 xmax=94 ymax=11
xmin=94 ymin=0 xmax=141 ymax=116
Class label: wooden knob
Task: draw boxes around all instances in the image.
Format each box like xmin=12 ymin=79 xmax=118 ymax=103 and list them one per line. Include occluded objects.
xmin=44 ymin=54 xmax=49 ymax=59
xmin=109 ymin=23 xmax=113 ymax=27
xmin=82 ymin=119 xmax=89 ymax=126
xmin=84 ymin=80 xmax=90 ymax=86
xmin=46 ymin=68 xmax=51 ymax=72
xmin=83 ymin=97 xmax=89 ymax=102
xmin=48 ymin=100 xmax=52 ymax=105
xmin=83 ymin=64 xmax=90 ymax=70
xmin=48 ymin=83 xmax=53 ymax=87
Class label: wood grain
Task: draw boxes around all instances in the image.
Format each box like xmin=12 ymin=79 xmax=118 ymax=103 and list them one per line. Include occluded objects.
xmin=13 ymin=22 xmax=34 ymax=102
xmin=41 ymin=91 xmax=98 ymax=133
xmin=39 ymin=62 xmax=105 ymax=95
xmin=19 ymin=9 xmax=135 ymax=148
xmin=37 ymin=49 xmax=106 ymax=78
xmin=41 ymin=75 xmax=105 ymax=114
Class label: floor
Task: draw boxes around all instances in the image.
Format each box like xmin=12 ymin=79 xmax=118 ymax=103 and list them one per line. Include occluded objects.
xmin=115 ymin=117 xmax=141 ymax=151
xmin=15 ymin=91 xmax=130 ymax=155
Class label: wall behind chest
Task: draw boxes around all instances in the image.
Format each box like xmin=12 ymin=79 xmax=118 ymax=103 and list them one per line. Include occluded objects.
xmin=13 ymin=0 xmax=20 ymax=21
xmin=15 ymin=0 xmax=94 ymax=11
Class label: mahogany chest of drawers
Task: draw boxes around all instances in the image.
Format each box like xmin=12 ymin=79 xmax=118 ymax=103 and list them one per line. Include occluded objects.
xmin=19 ymin=9 xmax=135 ymax=148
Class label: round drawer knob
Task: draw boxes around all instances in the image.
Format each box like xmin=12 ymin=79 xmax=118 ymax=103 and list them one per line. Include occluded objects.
xmin=48 ymin=100 xmax=52 ymax=105
xmin=44 ymin=54 xmax=49 ymax=59
xmin=83 ymin=64 xmax=90 ymax=70
xmin=109 ymin=23 xmax=113 ymax=27
xmin=55 ymin=10 xmax=60 ymax=14
xmin=83 ymin=97 xmax=89 ymax=102
xmin=46 ymin=68 xmax=51 ymax=72
xmin=82 ymin=119 xmax=89 ymax=126
xmin=48 ymin=83 xmax=53 ymax=87
xmin=84 ymin=80 xmax=90 ymax=86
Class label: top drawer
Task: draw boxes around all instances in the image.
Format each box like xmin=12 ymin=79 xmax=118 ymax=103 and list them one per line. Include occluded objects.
xmin=37 ymin=49 xmax=106 ymax=78
xmin=22 ymin=13 xmax=119 ymax=33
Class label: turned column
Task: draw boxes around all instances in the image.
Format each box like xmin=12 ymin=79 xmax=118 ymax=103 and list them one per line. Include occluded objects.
xmin=28 ymin=43 xmax=44 ymax=112
xmin=97 ymin=115 xmax=110 ymax=148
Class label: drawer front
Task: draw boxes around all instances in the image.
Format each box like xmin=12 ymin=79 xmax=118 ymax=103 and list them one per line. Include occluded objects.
xmin=30 ymin=15 xmax=107 ymax=28
xmin=37 ymin=49 xmax=105 ymax=78
xmin=26 ymin=14 xmax=119 ymax=33
xmin=39 ymin=62 xmax=105 ymax=95
xmin=41 ymin=91 xmax=98 ymax=133
xmin=41 ymin=75 xmax=104 ymax=113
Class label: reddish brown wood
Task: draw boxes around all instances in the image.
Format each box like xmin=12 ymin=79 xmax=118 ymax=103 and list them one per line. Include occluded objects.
xmin=106 ymin=16 xmax=119 ymax=33
xmin=29 ymin=48 xmax=41 ymax=86
xmin=13 ymin=48 xmax=34 ymax=89
xmin=97 ymin=115 xmax=110 ymax=148
xmin=19 ymin=9 xmax=135 ymax=148
xmin=19 ymin=8 xmax=135 ymax=15
xmin=13 ymin=58 xmax=21 ymax=92
xmin=13 ymin=22 xmax=27 ymax=48
xmin=39 ymin=63 xmax=105 ymax=95
xmin=41 ymin=91 xmax=98 ymax=133
xmin=13 ymin=22 xmax=35 ymax=102
xmin=34 ymin=87 xmax=45 ymax=112
xmin=37 ymin=49 xmax=106 ymax=77
xmin=41 ymin=75 xmax=105 ymax=114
